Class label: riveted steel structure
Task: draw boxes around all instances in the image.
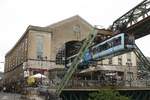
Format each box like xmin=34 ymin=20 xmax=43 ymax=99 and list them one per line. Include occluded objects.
xmin=112 ymin=0 xmax=150 ymax=39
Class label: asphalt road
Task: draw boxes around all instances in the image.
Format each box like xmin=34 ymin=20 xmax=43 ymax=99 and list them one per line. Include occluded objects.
xmin=0 ymin=92 xmax=21 ymax=100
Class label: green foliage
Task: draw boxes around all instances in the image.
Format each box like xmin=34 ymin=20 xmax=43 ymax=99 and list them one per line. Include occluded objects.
xmin=88 ymin=89 xmax=130 ymax=100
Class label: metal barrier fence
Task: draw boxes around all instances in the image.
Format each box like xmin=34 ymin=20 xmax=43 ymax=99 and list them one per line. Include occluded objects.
xmin=48 ymin=79 xmax=150 ymax=89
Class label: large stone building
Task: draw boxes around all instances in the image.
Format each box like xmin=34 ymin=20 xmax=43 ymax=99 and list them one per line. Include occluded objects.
xmin=4 ymin=15 xmax=137 ymax=90
xmin=4 ymin=15 xmax=93 ymax=89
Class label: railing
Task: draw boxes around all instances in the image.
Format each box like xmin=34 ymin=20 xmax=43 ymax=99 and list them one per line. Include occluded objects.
xmin=23 ymin=79 xmax=150 ymax=99
xmin=47 ymin=79 xmax=150 ymax=89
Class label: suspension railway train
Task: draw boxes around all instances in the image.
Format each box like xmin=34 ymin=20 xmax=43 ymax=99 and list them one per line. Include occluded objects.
xmin=66 ymin=33 xmax=135 ymax=68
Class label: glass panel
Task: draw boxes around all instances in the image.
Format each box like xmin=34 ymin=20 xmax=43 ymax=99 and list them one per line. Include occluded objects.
xmin=36 ymin=35 xmax=44 ymax=59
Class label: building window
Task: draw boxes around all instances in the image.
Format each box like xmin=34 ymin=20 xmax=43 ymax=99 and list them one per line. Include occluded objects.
xmin=108 ymin=58 xmax=112 ymax=65
xmin=118 ymin=55 xmax=122 ymax=65
xmin=127 ymin=52 xmax=131 ymax=61
xmin=36 ymin=35 xmax=44 ymax=59
xmin=127 ymin=72 xmax=133 ymax=80
xmin=126 ymin=52 xmax=132 ymax=66
xmin=25 ymin=38 xmax=28 ymax=51
xmin=126 ymin=62 xmax=132 ymax=67
xmin=8 ymin=57 xmax=10 ymax=70
xmin=5 ymin=59 xmax=8 ymax=72
xmin=73 ymin=25 xmax=81 ymax=40
xmin=56 ymin=48 xmax=65 ymax=65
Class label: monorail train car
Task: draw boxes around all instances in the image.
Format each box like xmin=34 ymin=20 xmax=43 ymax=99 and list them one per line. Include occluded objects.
xmin=66 ymin=33 xmax=135 ymax=68
xmin=91 ymin=33 xmax=134 ymax=60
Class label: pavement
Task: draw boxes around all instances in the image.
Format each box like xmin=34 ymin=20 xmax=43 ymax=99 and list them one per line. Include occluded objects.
xmin=0 ymin=92 xmax=21 ymax=100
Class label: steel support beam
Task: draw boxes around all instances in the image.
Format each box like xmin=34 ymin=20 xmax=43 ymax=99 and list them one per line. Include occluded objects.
xmin=112 ymin=0 xmax=150 ymax=33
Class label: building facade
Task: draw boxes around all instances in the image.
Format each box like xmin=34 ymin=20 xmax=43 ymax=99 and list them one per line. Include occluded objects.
xmin=4 ymin=15 xmax=138 ymax=91
xmin=4 ymin=15 xmax=93 ymax=90
xmin=100 ymin=51 xmax=137 ymax=81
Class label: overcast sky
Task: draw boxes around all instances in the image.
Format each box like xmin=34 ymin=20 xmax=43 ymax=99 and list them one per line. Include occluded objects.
xmin=0 ymin=0 xmax=149 ymax=72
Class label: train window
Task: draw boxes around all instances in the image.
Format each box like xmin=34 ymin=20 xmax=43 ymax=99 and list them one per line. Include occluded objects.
xmin=124 ymin=35 xmax=128 ymax=44
xmin=106 ymin=41 xmax=112 ymax=49
xmin=98 ymin=46 xmax=101 ymax=52
xmin=105 ymin=43 xmax=109 ymax=49
xmin=92 ymin=48 xmax=96 ymax=54
xmin=101 ymin=44 xmax=105 ymax=51
xmin=99 ymin=46 xmax=103 ymax=52
xmin=113 ymin=37 xmax=121 ymax=46
xmin=100 ymin=44 xmax=103 ymax=51
xmin=107 ymin=42 xmax=111 ymax=48
xmin=103 ymin=43 xmax=107 ymax=50
xmin=93 ymin=46 xmax=100 ymax=54
xmin=110 ymin=40 xmax=114 ymax=47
